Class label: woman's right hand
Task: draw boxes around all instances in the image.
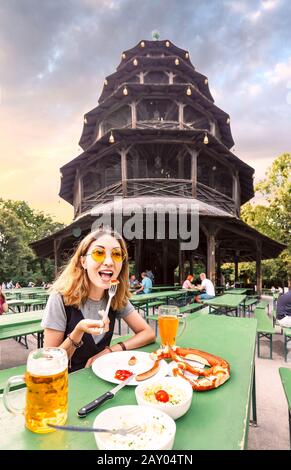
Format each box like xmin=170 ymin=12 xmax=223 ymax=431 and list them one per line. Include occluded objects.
xmin=75 ymin=318 xmax=110 ymax=336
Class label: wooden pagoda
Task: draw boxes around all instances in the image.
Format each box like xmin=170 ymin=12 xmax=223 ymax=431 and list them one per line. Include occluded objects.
xmin=32 ymin=39 xmax=284 ymax=292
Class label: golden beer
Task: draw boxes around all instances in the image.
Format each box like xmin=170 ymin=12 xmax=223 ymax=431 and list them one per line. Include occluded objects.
xmin=25 ymin=368 xmax=68 ymax=433
xmin=158 ymin=315 xmax=179 ymax=347
xmin=3 ymin=347 xmax=68 ymax=434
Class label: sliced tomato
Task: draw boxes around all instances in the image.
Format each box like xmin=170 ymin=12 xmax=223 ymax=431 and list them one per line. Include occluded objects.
xmin=154 ymin=389 xmax=170 ymax=403
xmin=114 ymin=369 xmax=133 ymax=381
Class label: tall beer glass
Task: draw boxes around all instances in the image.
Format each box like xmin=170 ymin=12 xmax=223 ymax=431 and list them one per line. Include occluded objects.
xmin=158 ymin=305 xmax=186 ymax=347
xmin=3 ymin=347 xmax=68 ymax=433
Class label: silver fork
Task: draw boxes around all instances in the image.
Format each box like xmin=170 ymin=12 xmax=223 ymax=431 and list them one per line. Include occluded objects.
xmin=102 ymin=283 xmax=118 ymax=322
xmin=48 ymin=423 xmax=142 ymax=436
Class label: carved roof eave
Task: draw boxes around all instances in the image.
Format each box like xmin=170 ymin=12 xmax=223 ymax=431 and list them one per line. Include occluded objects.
xmin=98 ymin=56 xmax=213 ymax=104
xmin=80 ymin=83 xmax=233 ymax=150
xmin=30 ymin=207 xmax=285 ymax=262
xmin=60 ymin=128 xmax=253 ymax=205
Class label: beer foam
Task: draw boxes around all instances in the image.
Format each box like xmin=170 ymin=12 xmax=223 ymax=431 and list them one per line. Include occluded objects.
xmin=27 ymin=349 xmax=67 ymax=376
xmin=28 ymin=357 xmax=67 ymax=376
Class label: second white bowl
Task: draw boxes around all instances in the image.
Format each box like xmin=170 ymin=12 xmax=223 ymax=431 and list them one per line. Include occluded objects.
xmin=135 ymin=376 xmax=193 ymax=420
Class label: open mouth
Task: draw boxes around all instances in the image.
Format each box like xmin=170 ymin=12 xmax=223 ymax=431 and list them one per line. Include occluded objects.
xmin=98 ymin=270 xmax=114 ymax=282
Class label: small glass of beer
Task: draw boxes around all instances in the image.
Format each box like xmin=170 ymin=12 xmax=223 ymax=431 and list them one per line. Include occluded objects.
xmin=158 ymin=305 xmax=186 ymax=347
xmin=3 ymin=347 xmax=68 ymax=433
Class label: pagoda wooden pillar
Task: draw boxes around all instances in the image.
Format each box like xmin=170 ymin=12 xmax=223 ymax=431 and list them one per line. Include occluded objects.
xmin=134 ymin=239 xmax=142 ymax=278
xmin=216 ymin=244 xmax=221 ymax=285
xmin=178 ymin=103 xmax=185 ymax=129
xmin=186 ymin=147 xmax=199 ymax=198
xmin=256 ymin=241 xmax=262 ymax=296
xmin=162 ymin=242 xmax=168 ymax=284
xmin=179 ymin=242 xmax=185 ymax=285
xmin=53 ymin=239 xmax=62 ymax=278
xmin=201 ymin=224 xmax=218 ymax=285
xmin=234 ymin=251 xmax=239 ymax=284
xmin=189 ymin=257 xmax=193 ymax=276
xmin=131 ymin=102 xmax=137 ymax=129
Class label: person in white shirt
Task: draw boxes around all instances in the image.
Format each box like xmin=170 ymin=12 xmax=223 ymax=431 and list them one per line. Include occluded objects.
xmin=194 ymin=273 xmax=215 ymax=303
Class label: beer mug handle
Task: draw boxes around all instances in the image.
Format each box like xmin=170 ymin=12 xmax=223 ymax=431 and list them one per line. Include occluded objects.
xmin=3 ymin=375 xmax=25 ymax=415
xmin=176 ymin=315 xmax=186 ymax=340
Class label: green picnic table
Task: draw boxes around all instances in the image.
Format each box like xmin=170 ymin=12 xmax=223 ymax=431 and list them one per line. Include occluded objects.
xmin=204 ymin=294 xmax=247 ymax=317
xmin=225 ymin=288 xmax=248 ymax=295
xmin=0 ymin=314 xmax=257 ymax=450
xmin=131 ymin=290 xmax=189 ymax=317
xmin=0 ymin=311 xmax=44 ymax=348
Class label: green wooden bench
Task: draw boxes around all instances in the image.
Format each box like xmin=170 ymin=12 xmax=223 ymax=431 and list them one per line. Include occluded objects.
xmin=0 ymin=364 xmax=26 ymax=394
xmin=256 ymin=299 xmax=270 ymax=314
xmin=244 ymin=298 xmax=258 ymax=315
xmin=283 ymin=328 xmax=291 ymax=362
xmin=279 ymin=367 xmax=291 ymax=448
xmin=179 ymin=303 xmax=202 ymax=314
xmin=254 ymin=308 xmax=275 ymax=359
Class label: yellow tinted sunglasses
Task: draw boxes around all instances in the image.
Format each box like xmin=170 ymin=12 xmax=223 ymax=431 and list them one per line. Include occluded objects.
xmin=85 ymin=247 xmax=125 ymax=263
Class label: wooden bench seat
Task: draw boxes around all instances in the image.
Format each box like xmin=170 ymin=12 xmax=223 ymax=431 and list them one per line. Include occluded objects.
xmin=244 ymin=298 xmax=258 ymax=314
xmin=179 ymin=303 xmax=202 ymax=314
xmin=283 ymin=328 xmax=291 ymax=362
xmin=279 ymin=367 xmax=291 ymax=448
xmin=256 ymin=300 xmax=270 ymax=314
xmin=0 ymin=364 xmax=26 ymax=394
xmin=254 ymin=308 xmax=275 ymax=359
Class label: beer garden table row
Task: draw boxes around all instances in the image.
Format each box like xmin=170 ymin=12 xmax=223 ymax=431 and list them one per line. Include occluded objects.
xmin=203 ymin=294 xmax=247 ymax=317
xmin=0 ymin=314 xmax=257 ymax=450
xmin=0 ymin=311 xmax=44 ymax=348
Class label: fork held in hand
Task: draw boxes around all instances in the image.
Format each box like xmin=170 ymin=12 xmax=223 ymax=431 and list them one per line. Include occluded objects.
xmin=48 ymin=423 xmax=142 ymax=436
xmin=102 ymin=283 xmax=118 ymax=322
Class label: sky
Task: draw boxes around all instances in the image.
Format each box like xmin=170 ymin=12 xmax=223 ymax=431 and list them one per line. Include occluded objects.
xmin=0 ymin=0 xmax=290 ymax=224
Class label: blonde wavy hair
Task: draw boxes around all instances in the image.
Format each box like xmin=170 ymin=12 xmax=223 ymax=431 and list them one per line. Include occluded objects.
xmin=51 ymin=227 xmax=130 ymax=311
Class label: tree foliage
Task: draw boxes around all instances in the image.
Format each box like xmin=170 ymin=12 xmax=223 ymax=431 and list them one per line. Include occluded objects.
xmin=0 ymin=199 xmax=65 ymax=285
xmin=239 ymin=153 xmax=291 ymax=287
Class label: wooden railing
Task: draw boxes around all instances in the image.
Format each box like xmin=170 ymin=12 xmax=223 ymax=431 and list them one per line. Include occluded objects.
xmin=78 ymin=179 xmax=236 ymax=216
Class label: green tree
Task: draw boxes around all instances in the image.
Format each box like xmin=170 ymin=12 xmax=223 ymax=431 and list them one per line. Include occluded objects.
xmin=0 ymin=199 xmax=64 ymax=241
xmin=0 ymin=199 xmax=65 ymax=285
xmin=240 ymin=153 xmax=291 ymax=288
xmin=0 ymin=208 xmax=35 ymax=282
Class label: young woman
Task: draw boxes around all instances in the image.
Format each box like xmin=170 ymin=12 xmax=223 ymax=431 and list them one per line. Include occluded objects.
xmin=182 ymin=275 xmax=195 ymax=290
xmin=42 ymin=227 xmax=156 ymax=372
xmin=0 ymin=286 xmax=8 ymax=315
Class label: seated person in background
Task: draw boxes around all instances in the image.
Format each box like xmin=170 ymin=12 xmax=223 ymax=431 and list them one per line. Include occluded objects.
xmin=135 ymin=272 xmax=153 ymax=295
xmin=0 ymin=286 xmax=8 ymax=315
xmin=182 ymin=275 xmax=195 ymax=289
xmin=15 ymin=282 xmax=21 ymax=289
xmin=194 ymin=273 xmax=215 ymax=303
xmin=27 ymin=281 xmax=35 ymax=288
xmin=145 ymin=269 xmax=155 ymax=285
xmin=129 ymin=274 xmax=140 ymax=289
xmin=276 ymin=290 xmax=291 ymax=327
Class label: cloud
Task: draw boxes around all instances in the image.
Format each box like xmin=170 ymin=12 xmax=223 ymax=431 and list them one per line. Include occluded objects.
xmin=265 ymin=56 xmax=291 ymax=84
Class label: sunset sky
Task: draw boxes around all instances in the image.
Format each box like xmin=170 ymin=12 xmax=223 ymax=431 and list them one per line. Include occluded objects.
xmin=0 ymin=0 xmax=290 ymax=224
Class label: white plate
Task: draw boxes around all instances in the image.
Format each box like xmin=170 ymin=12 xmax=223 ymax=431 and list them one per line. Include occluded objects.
xmin=91 ymin=351 xmax=169 ymax=385
xmin=93 ymin=405 xmax=176 ymax=450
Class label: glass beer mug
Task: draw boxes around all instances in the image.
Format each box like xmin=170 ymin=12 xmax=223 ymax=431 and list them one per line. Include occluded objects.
xmin=158 ymin=305 xmax=186 ymax=347
xmin=3 ymin=347 xmax=68 ymax=433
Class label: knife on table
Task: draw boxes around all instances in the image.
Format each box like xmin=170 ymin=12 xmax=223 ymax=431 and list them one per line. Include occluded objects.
xmin=77 ymin=374 xmax=135 ymax=418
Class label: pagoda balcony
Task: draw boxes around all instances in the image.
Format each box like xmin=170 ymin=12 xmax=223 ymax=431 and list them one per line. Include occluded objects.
xmin=78 ymin=178 xmax=236 ymax=217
